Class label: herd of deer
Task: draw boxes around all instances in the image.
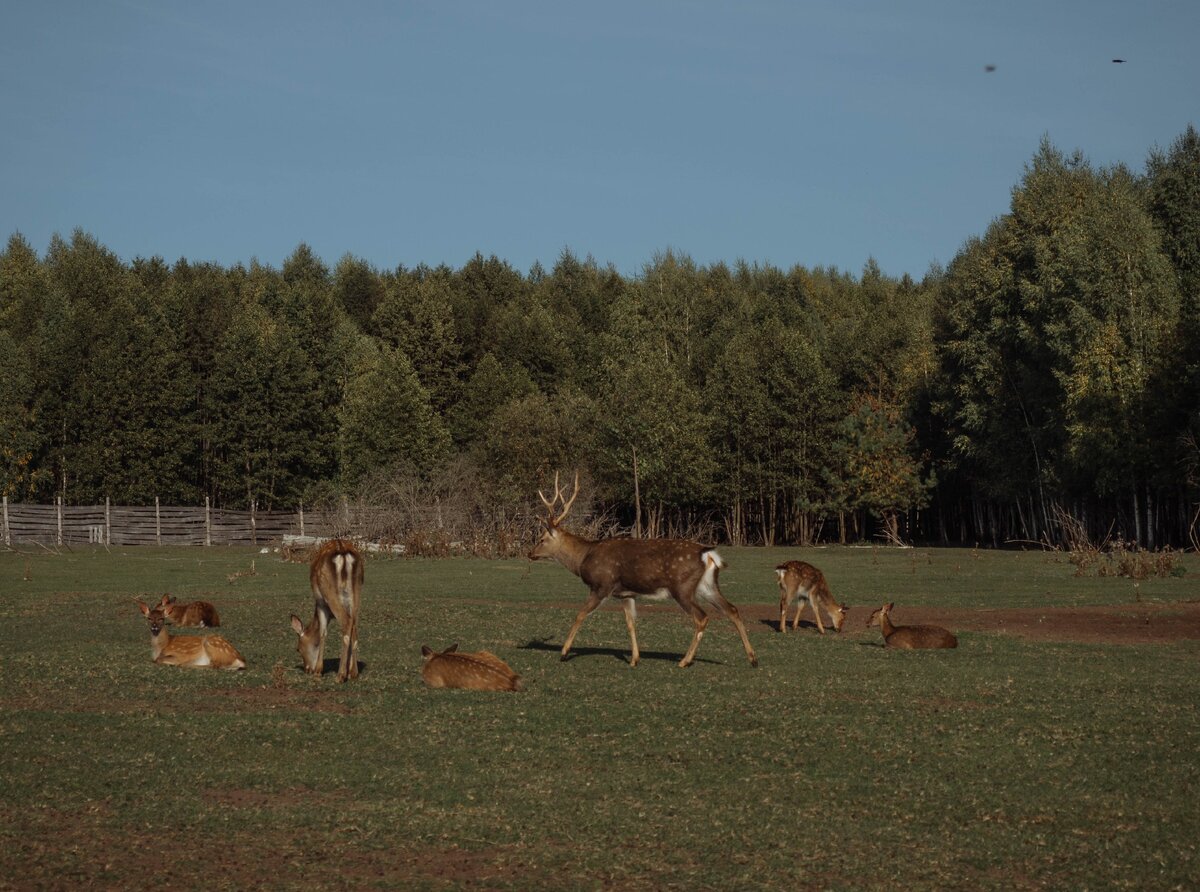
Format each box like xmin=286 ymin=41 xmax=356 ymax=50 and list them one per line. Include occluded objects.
xmin=132 ymin=472 xmax=957 ymax=688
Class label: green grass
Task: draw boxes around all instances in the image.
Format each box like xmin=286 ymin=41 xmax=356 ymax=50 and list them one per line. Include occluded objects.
xmin=1 ymin=545 xmax=1197 ymax=889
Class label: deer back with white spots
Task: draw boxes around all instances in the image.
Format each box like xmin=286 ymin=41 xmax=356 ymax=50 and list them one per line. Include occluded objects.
xmin=420 ymin=643 xmax=523 ymax=691
xmin=775 ymin=560 xmax=847 ymax=634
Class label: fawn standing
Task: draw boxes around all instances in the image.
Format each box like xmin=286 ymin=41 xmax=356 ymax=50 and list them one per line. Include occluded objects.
xmin=135 ymin=600 xmax=246 ymax=669
xmin=866 ymin=602 xmax=957 ymax=649
xmin=775 ymin=560 xmax=847 ymax=634
xmin=290 ymin=539 xmax=363 ymax=682
xmin=420 ymin=644 xmax=523 ymax=691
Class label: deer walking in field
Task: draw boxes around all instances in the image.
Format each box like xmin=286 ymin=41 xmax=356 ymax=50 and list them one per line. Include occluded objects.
xmin=289 ymin=539 xmax=363 ymax=682
xmin=135 ymin=600 xmax=246 ymax=669
xmin=530 ymin=472 xmax=758 ymax=669
xmin=157 ymin=594 xmax=221 ymax=627
xmin=420 ymin=644 xmax=523 ymax=691
xmin=866 ymin=602 xmax=958 ymax=649
xmin=775 ymin=560 xmax=847 ymax=634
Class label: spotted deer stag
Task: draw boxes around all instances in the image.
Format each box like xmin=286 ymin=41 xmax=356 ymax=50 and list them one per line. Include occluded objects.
xmin=157 ymin=594 xmax=221 ymax=627
xmin=775 ymin=561 xmax=847 ymax=634
xmin=135 ymin=600 xmax=246 ymax=670
xmin=290 ymin=539 xmax=363 ymax=682
xmin=866 ymin=602 xmax=958 ymax=649
xmin=530 ymin=472 xmax=758 ymax=668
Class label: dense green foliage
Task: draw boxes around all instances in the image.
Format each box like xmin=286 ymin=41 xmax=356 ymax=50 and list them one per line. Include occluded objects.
xmin=1 ymin=128 xmax=1197 ymax=546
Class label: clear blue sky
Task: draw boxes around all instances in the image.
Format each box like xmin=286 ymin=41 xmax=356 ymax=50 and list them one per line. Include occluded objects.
xmin=2 ymin=1 xmax=1197 ymax=281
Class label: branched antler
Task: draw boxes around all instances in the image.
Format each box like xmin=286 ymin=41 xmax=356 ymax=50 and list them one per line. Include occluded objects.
xmin=538 ymin=470 xmax=579 ymax=526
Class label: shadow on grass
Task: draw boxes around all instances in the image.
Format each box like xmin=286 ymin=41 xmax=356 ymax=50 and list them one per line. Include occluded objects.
xmin=760 ymin=618 xmax=859 ymax=639
xmin=290 ymin=658 xmax=369 ymax=677
xmin=519 ymin=637 xmax=721 ymax=666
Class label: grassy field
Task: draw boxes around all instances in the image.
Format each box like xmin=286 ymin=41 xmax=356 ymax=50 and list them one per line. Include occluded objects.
xmin=1 ymin=544 xmax=1198 ymax=890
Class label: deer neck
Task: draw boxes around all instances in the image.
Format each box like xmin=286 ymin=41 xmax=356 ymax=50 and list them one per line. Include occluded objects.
xmin=879 ymin=612 xmax=896 ymax=638
xmin=549 ymin=528 xmax=594 ymax=578
xmin=150 ymin=627 xmax=172 ymax=660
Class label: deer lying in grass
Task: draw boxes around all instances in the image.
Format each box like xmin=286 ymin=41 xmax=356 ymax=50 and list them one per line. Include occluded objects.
xmin=135 ymin=600 xmax=246 ymax=669
xmin=775 ymin=561 xmax=847 ymax=634
xmin=157 ymin=594 xmax=220 ymax=627
xmin=290 ymin=539 xmax=363 ymax=682
xmin=420 ymin=644 xmax=523 ymax=691
xmin=866 ymin=602 xmax=957 ymax=649
xmin=530 ymin=471 xmax=758 ymax=669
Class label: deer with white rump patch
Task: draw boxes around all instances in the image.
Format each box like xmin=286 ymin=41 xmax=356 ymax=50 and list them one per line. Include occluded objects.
xmin=775 ymin=560 xmax=847 ymax=634
xmin=530 ymin=472 xmax=758 ymax=668
xmin=290 ymin=539 xmax=363 ymax=682
xmin=135 ymin=600 xmax=245 ymax=670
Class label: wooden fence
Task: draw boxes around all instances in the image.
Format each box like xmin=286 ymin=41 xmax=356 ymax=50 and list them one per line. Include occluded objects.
xmin=0 ymin=497 xmax=344 ymax=547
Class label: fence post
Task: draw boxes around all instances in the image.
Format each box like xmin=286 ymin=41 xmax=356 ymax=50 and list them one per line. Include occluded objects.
xmin=251 ymin=499 xmax=257 ymax=547
xmin=205 ymin=496 xmax=212 ymax=547
xmin=155 ymin=496 xmax=161 ymax=546
xmin=299 ymin=500 xmax=305 ymax=538
xmin=2 ymin=496 xmax=8 ymax=546
xmin=105 ymin=497 xmax=111 ymax=546
xmin=57 ymin=496 xmax=63 ymax=546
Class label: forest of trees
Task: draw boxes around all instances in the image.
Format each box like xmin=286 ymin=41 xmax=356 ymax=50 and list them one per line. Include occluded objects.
xmin=1 ymin=128 xmax=1198 ymax=548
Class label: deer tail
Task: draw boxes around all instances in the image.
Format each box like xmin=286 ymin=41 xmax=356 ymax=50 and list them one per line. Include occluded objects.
xmin=333 ymin=551 xmax=357 ymax=612
xmin=697 ymin=549 xmax=724 ymax=602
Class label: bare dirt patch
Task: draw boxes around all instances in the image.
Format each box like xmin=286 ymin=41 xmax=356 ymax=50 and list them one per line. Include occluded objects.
xmin=549 ymin=599 xmax=1200 ymax=645
xmin=740 ymin=600 xmax=1200 ymax=644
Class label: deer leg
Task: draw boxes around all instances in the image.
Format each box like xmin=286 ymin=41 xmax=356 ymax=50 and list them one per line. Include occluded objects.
xmin=561 ymin=590 xmax=605 ymax=660
xmin=678 ymin=601 xmax=710 ymax=668
xmin=347 ymin=615 xmax=360 ymax=679
xmin=316 ymin=603 xmax=331 ymax=674
xmin=621 ymin=599 xmax=641 ymax=668
xmin=336 ymin=620 xmax=354 ymax=683
xmin=811 ymin=593 xmax=827 ymax=635
xmin=708 ymin=589 xmax=759 ymax=667
xmin=791 ymin=596 xmax=804 ymax=631
xmin=778 ymin=585 xmax=792 ymax=633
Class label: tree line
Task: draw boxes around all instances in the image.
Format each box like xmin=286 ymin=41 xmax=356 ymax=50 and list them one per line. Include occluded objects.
xmin=1 ymin=128 xmax=1197 ymax=548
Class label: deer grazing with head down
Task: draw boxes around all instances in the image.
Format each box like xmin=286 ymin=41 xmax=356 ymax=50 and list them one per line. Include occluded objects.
xmin=775 ymin=560 xmax=847 ymax=634
xmin=530 ymin=472 xmax=758 ymax=669
xmin=420 ymin=643 xmax=523 ymax=691
xmin=866 ymin=602 xmax=958 ymax=649
xmin=135 ymin=600 xmax=246 ymax=670
xmin=289 ymin=539 xmax=363 ymax=682
xmin=156 ymin=594 xmax=221 ymax=627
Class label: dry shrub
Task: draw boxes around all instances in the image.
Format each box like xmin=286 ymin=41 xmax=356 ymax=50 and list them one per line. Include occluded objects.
xmin=1051 ymin=505 xmax=1182 ymax=579
xmin=1106 ymin=542 xmax=1181 ymax=580
xmin=300 ymin=460 xmax=618 ymax=559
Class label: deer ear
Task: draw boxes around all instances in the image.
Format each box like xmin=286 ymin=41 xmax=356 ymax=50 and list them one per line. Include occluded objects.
xmin=158 ymin=594 xmax=171 ymax=607
xmin=289 ymin=615 xmax=304 ymax=635
xmin=421 ymin=645 xmax=433 ymax=658
xmin=446 ymin=643 xmax=459 ymax=654
xmin=136 ymin=600 xmax=149 ymax=616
